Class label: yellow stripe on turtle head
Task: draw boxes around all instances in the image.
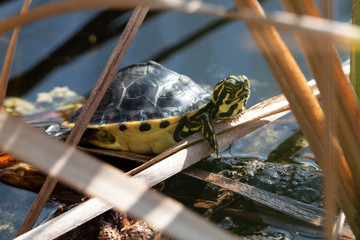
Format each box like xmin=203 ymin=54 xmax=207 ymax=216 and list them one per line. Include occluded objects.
xmin=211 ymin=75 xmax=250 ymax=120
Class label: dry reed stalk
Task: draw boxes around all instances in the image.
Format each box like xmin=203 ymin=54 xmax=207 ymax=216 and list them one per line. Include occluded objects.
xmin=323 ymin=26 xmax=336 ymax=240
xmin=0 ymin=112 xmax=239 ymax=240
xmin=13 ymin=75 xmax=322 ymax=239
xmin=2 ymin=0 xmax=360 ymax=42
xmin=16 ymin=6 xmax=149 ymax=236
xmin=15 ymin=198 xmax=113 ymax=240
xmin=12 ymin=67 xmax=324 ymax=239
xmin=16 ymin=159 xmax=325 ymax=240
xmin=281 ymin=1 xmax=360 ymax=236
xmin=0 ymin=0 xmax=354 ymax=236
xmin=75 ymin=78 xmax=318 ymax=168
xmin=323 ymin=1 xmax=336 ymax=236
xmin=281 ymin=1 xmax=333 ymax=238
xmin=0 ymin=0 xmax=31 ymax=106
xmin=0 ymin=0 xmax=138 ymax=34
xmin=11 ymin=71 xmax=340 ymax=239
xmin=126 ymin=80 xmax=321 ymax=173
xmin=283 ymin=0 xmax=360 ymax=179
xmin=233 ymin=0 xmax=360 ymax=237
xmin=284 ymin=1 xmax=337 ymax=238
xmin=351 ymin=0 xmax=360 ymax=97
xmin=65 ymin=5 xmax=149 ymax=146
xmin=132 ymin=113 xmax=290 ymax=187
xmin=15 ymin=174 xmax=59 ymax=236
xmin=13 ymin=84 xmax=299 ymax=240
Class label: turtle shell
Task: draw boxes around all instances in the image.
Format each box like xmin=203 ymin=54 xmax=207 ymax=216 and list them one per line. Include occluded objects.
xmin=66 ymin=61 xmax=211 ymax=126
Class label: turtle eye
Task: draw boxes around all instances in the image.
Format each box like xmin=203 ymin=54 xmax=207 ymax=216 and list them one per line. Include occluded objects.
xmin=243 ymin=78 xmax=250 ymax=87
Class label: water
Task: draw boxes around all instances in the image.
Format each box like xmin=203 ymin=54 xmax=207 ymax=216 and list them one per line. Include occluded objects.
xmin=0 ymin=0 xmax=353 ymax=239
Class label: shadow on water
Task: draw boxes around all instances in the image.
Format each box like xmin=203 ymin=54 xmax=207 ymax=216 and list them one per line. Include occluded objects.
xmin=7 ymin=9 xmax=230 ymax=98
xmin=7 ymin=11 xmax=144 ymax=97
xmin=150 ymin=18 xmax=230 ymax=63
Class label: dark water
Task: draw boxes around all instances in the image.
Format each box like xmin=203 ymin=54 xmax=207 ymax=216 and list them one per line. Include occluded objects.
xmin=0 ymin=0 xmax=353 ymax=239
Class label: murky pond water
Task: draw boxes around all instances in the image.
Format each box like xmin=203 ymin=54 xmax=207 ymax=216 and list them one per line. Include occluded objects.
xmin=0 ymin=0 xmax=353 ymax=239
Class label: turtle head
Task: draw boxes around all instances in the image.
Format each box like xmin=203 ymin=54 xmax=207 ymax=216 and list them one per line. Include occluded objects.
xmin=211 ymin=75 xmax=250 ymax=120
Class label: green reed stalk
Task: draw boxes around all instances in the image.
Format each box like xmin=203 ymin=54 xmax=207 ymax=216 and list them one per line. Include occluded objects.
xmin=351 ymin=0 xmax=360 ymax=99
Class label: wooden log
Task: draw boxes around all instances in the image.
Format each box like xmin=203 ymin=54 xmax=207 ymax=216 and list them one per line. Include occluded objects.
xmin=233 ymin=0 xmax=360 ymax=237
xmin=183 ymin=168 xmax=324 ymax=226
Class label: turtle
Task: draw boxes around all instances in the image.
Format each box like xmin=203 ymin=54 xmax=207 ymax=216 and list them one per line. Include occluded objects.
xmin=63 ymin=61 xmax=250 ymax=155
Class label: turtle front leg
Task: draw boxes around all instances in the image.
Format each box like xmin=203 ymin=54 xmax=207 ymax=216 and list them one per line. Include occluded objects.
xmin=173 ymin=112 xmax=219 ymax=155
xmin=198 ymin=112 xmax=219 ymax=156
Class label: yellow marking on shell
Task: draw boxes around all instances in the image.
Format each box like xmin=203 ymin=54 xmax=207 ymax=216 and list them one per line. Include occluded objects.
xmin=66 ymin=116 xmax=182 ymax=154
